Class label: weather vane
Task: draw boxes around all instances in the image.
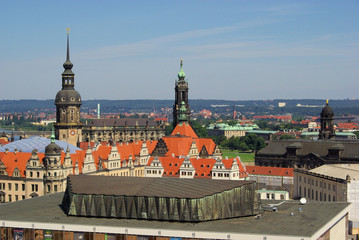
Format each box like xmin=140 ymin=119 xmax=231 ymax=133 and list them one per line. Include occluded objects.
xmin=66 ymin=27 xmax=71 ymax=33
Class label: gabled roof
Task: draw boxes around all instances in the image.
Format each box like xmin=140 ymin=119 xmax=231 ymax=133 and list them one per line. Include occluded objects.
xmin=190 ymin=158 xmax=216 ymax=178
xmin=171 ymin=122 xmax=198 ymax=138
xmin=162 ymin=136 xmax=193 ymax=157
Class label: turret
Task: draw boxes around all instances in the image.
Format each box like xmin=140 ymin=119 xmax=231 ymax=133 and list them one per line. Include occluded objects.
xmin=173 ymin=59 xmax=190 ymax=126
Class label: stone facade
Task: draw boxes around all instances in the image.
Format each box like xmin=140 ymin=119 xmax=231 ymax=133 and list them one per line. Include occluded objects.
xmin=82 ymin=118 xmax=165 ymax=143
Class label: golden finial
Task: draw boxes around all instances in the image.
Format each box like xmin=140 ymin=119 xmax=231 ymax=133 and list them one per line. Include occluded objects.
xmin=66 ymin=27 xmax=71 ymax=34
xmin=326 ymin=99 xmax=329 ymax=104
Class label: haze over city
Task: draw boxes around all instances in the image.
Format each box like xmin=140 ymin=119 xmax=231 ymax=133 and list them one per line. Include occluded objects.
xmin=1 ymin=0 xmax=358 ymax=100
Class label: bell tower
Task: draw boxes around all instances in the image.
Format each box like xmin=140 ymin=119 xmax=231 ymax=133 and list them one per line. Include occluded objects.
xmin=54 ymin=28 xmax=83 ymax=146
xmin=173 ymin=59 xmax=190 ymax=126
xmin=319 ymin=100 xmax=335 ymax=140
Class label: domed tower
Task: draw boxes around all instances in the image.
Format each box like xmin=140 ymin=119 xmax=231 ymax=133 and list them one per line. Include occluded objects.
xmin=319 ymin=100 xmax=335 ymax=140
xmin=54 ymin=28 xmax=82 ymax=146
xmin=43 ymin=128 xmax=66 ymax=194
xmin=173 ymin=59 xmax=190 ymax=126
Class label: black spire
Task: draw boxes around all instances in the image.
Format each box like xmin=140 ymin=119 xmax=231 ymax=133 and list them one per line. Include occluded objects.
xmin=62 ymin=28 xmax=74 ymax=89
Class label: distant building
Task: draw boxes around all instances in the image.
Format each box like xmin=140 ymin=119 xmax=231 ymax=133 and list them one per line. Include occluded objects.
xmin=82 ymin=118 xmax=165 ymax=143
xmin=294 ymin=164 xmax=359 ymax=235
xmin=278 ymin=102 xmax=286 ymax=107
xmin=207 ymin=122 xmax=259 ymax=139
xmin=246 ymin=166 xmax=293 ymax=195
xmin=252 ymin=115 xmax=292 ymax=123
xmin=256 ymin=101 xmax=359 ymax=169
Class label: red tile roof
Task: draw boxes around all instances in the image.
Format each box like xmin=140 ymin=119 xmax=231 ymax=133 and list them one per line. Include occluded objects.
xmin=171 ymin=122 xmax=198 ymax=138
xmin=0 ymin=139 xmax=10 ymax=146
xmin=190 ymin=158 xmax=216 ymax=178
xmin=246 ymin=166 xmax=293 ymax=177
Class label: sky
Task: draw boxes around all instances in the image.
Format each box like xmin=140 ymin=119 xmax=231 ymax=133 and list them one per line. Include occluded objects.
xmin=0 ymin=0 xmax=358 ymax=101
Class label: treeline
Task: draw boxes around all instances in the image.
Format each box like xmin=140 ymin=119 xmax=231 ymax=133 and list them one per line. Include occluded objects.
xmin=2 ymin=99 xmax=359 ymax=117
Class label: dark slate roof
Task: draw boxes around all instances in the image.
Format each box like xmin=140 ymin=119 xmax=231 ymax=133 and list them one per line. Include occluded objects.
xmin=67 ymin=175 xmax=254 ymax=198
xmin=85 ymin=118 xmax=160 ymax=127
xmin=258 ymin=139 xmax=359 ymax=159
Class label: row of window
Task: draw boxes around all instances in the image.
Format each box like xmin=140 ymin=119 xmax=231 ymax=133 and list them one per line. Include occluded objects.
xmin=214 ymin=173 xmax=230 ymax=178
xmin=300 ymin=186 xmax=336 ymax=202
xmin=299 ymin=175 xmax=336 ymax=191
xmin=147 ymin=170 xmax=162 ymax=175
xmin=1 ymin=194 xmax=26 ymax=203
xmin=0 ymin=183 xmax=26 ymax=191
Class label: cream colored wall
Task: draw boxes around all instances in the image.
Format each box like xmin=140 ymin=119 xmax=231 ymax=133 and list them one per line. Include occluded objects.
xmin=294 ymin=172 xmax=345 ymax=202
xmin=329 ymin=215 xmax=347 ymax=240
xmin=0 ymin=178 xmax=45 ymax=203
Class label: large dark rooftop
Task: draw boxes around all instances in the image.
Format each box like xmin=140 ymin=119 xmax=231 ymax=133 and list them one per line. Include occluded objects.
xmin=0 ymin=193 xmax=350 ymax=239
xmin=67 ymin=175 xmax=255 ymax=198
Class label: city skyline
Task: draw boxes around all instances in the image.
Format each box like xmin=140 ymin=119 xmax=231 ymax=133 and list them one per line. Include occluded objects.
xmin=1 ymin=0 xmax=358 ymax=101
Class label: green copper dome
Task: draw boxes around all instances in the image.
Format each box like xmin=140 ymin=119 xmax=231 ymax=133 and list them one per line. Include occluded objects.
xmin=178 ymin=59 xmax=186 ymax=79
xmin=178 ymin=101 xmax=187 ymax=121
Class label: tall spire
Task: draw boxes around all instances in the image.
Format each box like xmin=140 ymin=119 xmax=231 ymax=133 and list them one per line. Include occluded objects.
xmin=63 ymin=27 xmax=74 ymax=74
xmin=178 ymin=58 xmax=186 ymax=80
xmin=66 ymin=27 xmax=70 ymax=62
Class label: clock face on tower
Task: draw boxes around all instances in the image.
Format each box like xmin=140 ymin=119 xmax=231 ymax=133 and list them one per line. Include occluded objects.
xmin=70 ymin=130 xmax=75 ymax=136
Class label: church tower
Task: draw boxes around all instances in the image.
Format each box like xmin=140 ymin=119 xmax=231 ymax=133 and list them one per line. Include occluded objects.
xmin=319 ymin=100 xmax=335 ymax=140
xmin=54 ymin=29 xmax=82 ymax=146
xmin=173 ymin=59 xmax=190 ymax=126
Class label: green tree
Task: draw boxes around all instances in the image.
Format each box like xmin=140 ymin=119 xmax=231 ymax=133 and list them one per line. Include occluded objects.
xmin=280 ymin=134 xmax=296 ymax=140
xmin=190 ymin=120 xmax=208 ymax=138
xmin=165 ymin=125 xmax=174 ymax=136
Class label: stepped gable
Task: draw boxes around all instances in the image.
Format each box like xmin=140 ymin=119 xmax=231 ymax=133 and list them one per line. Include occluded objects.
xmin=222 ymin=157 xmax=248 ymax=177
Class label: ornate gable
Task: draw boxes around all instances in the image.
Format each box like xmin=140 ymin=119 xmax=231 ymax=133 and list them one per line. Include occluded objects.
xmin=152 ymin=139 xmax=169 ymax=157
xmin=199 ymin=146 xmax=209 ymax=158
xmin=12 ymin=167 xmax=21 ymax=177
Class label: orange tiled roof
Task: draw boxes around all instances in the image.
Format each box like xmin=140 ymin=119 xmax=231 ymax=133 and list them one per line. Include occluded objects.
xmin=171 ymin=122 xmax=198 ymax=138
xmin=190 ymin=158 xmax=216 ymax=178
xmin=194 ymin=138 xmax=216 ymax=155
xmin=0 ymin=152 xmax=31 ymax=177
xmin=246 ymin=166 xmax=293 ymax=177
xmin=160 ymin=156 xmax=184 ymax=177
xmin=336 ymin=122 xmax=359 ymax=130
xmin=162 ymin=136 xmax=193 ymax=157
xmin=222 ymin=157 xmax=248 ymax=177
xmin=0 ymin=139 xmax=10 ymax=146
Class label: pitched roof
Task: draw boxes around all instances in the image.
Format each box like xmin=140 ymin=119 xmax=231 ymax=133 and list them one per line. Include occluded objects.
xmin=190 ymin=158 xmax=216 ymax=178
xmin=246 ymin=166 xmax=293 ymax=177
xmin=171 ymin=122 xmax=198 ymax=138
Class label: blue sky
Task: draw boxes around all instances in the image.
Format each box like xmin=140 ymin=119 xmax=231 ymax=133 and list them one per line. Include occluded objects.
xmin=0 ymin=0 xmax=358 ymax=100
